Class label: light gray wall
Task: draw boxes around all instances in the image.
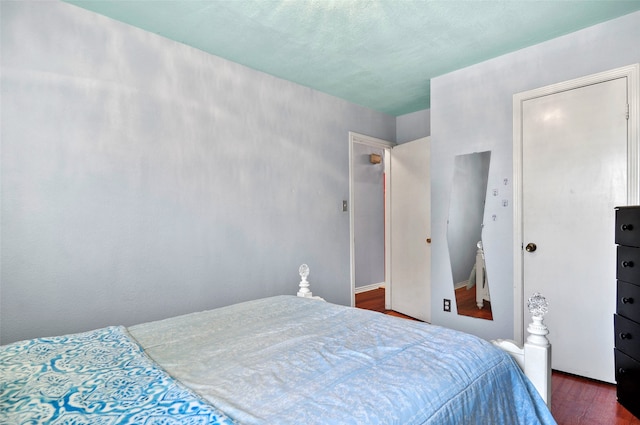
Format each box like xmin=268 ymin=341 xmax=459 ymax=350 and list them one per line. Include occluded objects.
xmin=0 ymin=1 xmax=395 ymax=344
xmin=353 ymin=144 xmax=385 ymax=288
xmin=396 ymin=109 xmax=430 ymax=144
xmin=431 ymin=11 xmax=640 ymax=340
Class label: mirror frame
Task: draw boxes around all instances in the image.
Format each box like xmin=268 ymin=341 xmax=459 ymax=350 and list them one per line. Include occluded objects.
xmin=447 ymin=151 xmax=492 ymax=320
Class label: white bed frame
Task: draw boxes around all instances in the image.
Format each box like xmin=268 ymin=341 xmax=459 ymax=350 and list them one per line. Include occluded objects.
xmin=475 ymin=241 xmax=491 ymax=309
xmin=492 ymin=294 xmax=551 ymax=406
xmin=296 ymin=264 xmax=551 ymax=407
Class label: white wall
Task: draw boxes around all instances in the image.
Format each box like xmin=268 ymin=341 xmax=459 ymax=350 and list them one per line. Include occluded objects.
xmin=0 ymin=1 xmax=395 ymax=344
xmin=397 ymin=109 xmax=430 ymax=144
xmin=353 ymin=143 xmax=385 ymax=288
xmin=430 ymin=11 xmax=640 ymax=340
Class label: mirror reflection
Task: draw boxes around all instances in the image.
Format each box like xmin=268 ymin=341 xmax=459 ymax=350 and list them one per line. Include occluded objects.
xmin=447 ymin=151 xmax=493 ymax=320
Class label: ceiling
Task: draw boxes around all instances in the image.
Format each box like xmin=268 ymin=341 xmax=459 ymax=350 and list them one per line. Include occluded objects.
xmin=66 ymin=1 xmax=640 ymax=116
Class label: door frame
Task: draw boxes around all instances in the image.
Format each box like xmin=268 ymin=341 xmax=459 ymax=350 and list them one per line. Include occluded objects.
xmin=512 ymin=64 xmax=640 ymax=343
xmin=348 ymin=132 xmax=395 ymax=307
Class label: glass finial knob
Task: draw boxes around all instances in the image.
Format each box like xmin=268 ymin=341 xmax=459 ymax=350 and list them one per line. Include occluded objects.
xmin=527 ymin=292 xmax=548 ymax=317
xmin=299 ymin=264 xmax=309 ymax=280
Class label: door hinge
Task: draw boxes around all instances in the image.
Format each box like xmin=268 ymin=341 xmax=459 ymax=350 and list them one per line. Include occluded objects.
xmin=627 ymin=104 xmax=630 ymax=120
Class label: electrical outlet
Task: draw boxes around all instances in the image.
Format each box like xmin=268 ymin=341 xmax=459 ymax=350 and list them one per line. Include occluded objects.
xmin=443 ymin=299 xmax=451 ymax=312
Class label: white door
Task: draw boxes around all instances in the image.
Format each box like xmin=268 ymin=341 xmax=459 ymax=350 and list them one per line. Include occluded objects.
xmin=390 ymin=137 xmax=431 ymax=322
xmin=521 ymin=77 xmax=628 ymax=383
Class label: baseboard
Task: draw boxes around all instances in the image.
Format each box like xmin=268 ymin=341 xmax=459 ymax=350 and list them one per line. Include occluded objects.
xmin=355 ymin=283 xmax=385 ymax=294
xmin=454 ymin=280 xmax=469 ymax=290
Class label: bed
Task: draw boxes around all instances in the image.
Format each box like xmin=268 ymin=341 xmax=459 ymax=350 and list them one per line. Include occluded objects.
xmin=1 ymin=265 xmax=555 ymax=425
xmin=474 ymin=241 xmax=491 ymax=309
xmin=465 ymin=241 xmax=491 ymax=310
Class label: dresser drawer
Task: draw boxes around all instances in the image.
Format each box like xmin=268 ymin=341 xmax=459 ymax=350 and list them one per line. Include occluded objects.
xmin=618 ymin=281 xmax=640 ymax=323
xmin=618 ymin=246 xmax=640 ymax=284
xmin=615 ymin=314 xmax=640 ymax=356
xmin=616 ymin=349 xmax=640 ymax=418
xmin=616 ymin=207 xmax=640 ymax=247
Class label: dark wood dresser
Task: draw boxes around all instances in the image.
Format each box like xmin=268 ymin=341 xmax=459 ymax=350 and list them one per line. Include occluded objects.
xmin=615 ymin=206 xmax=640 ymax=418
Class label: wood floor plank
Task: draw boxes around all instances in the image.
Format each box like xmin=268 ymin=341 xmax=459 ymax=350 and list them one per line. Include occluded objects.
xmin=354 ymin=287 xmax=385 ymax=312
xmin=454 ymin=285 xmax=493 ymax=320
xmin=551 ymin=371 xmax=640 ymax=425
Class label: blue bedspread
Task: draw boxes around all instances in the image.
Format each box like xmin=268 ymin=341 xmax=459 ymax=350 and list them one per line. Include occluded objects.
xmin=2 ymin=296 xmax=556 ymax=424
xmin=130 ymin=296 xmax=557 ymax=425
xmin=0 ymin=326 xmax=235 ymax=425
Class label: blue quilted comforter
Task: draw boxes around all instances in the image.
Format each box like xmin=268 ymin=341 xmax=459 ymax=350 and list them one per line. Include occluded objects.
xmin=131 ymin=296 xmax=556 ymax=425
xmin=2 ymin=296 xmax=556 ymax=424
xmin=1 ymin=326 xmax=235 ymax=425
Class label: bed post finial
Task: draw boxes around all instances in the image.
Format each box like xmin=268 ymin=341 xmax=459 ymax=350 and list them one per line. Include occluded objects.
xmin=526 ymin=293 xmax=550 ymax=347
xmin=297 ymin=264 xmax=312 ymax=298
xmin=524 ymin=292 xmax=552 ymax=406
xmin=490 ymin=292 xmax=552 ymax=406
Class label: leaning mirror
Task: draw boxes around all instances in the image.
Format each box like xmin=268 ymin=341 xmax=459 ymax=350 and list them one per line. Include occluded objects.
xmin=447 ymin=151 xmax=493 ymax=320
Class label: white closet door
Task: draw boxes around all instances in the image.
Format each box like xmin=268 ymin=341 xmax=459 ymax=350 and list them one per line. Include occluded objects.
xmin=522 ymin=77 xmax=628 ymax=382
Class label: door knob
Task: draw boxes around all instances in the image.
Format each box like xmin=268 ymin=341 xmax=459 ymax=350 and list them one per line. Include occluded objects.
xmin=525 ymin=243 xmax=537 ymax=252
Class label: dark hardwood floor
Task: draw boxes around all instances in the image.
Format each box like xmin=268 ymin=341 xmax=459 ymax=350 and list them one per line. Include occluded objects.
xmin=552 ymin=371 xmax=640 ymax=425
xmin=355 ymin=287 xmax=420 ymax=321
xmin=455 ymin=285 xmax=493 ymax=320
xmin=355 ymin=287 xmax=386 ymax=313
xmin=355 ymin=287 xmax=640 ymax=424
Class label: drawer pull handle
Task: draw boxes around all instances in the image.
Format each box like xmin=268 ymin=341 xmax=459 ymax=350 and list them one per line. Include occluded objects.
xmin=620 ymin=332 xmax=632 ymax=340
xmin=619 ymin=368 xmax=628 ymax=375
xmin=622 ymin=261 xmax=635 ymax=268
xmin=622 ymin=297 xmax=635 ymax=304
xmin=621 ymin=224 xmax=634 ymax=231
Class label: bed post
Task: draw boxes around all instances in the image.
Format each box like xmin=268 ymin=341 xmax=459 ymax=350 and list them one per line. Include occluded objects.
xmin=492 ymin=293 xmax=551 ymax=406
xmin=296 ymin=264 xmax=325 ymax=301
xmin=523 ymin=293 xmax=551 ymax=406
xmin=475 ymin=241 xmax=490 ymax=309
xmin=297 ymin=264 xmax=313 ymax=298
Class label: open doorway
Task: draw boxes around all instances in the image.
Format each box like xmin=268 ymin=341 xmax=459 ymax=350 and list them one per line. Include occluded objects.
xmin=349 ymin=133 xmax=431 ymax=322
xmin=348 ymin=132 xmax=393 ymax=308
